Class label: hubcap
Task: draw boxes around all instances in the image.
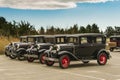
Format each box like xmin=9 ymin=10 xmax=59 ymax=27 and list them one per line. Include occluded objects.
xmin=62 ymin=57 xmax=69 ymax=68
xmin=41 ymin=54 xmax=45 ymax=63
xmin=99 ymin=54 xmax=106 ymax=64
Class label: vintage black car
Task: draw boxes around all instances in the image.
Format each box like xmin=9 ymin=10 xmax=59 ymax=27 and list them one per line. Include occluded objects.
xmin=44 ymin=33 xmax=111 ymax=69
xmin=109 ymin=35 xmax=120 ymax=52
xmin=26 ymin=34 xmax=67 ymax=64
xmin=17 ymin=35 xmax=48 ymax=60
xmin=4 ymin=36 xmax=28 ymax=57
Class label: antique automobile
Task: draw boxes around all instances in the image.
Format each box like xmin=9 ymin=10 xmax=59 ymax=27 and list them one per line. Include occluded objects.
xmin=109 ymin=35 xmax=120 ymax=52
xmin=17 ymin=35 xmax=47 ymax=61
xmin=4 ymin=36 xmax=28 ymax=57
xmin=26 ymin=34 xmax=67 ymax=64
xmin=44 ymin=33 xmax=111 ymax=69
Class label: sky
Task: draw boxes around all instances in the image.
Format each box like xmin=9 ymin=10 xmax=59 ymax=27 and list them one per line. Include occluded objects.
xmin=0 ymin=0 xmax=120 ymax=31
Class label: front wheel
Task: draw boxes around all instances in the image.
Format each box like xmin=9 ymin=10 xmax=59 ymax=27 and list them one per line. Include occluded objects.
xmin=5 ymin=52 xmax=9 ymax=56
xmin=97 ymin=52 xmax=107 ymax=65
xmin=39 ymin=53 xmax=46 ymax=64
xmin=17 ymin=51 xmax=26 ymax=61
xmin=59 ymin=55 xmax=70 ymax=69
xmin=9 ymin=51 xmax=17 ymax=59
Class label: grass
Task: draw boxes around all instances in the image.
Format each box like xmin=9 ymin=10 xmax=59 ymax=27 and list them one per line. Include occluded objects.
xmin=0 ymin=36 xmax=19 ymax=55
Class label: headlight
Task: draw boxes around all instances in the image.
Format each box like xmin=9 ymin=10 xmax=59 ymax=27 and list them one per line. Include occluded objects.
xmin=56 ymin=45 xmax=60 ymax=51
xmin=37 ymin=45 xmax=41 ymax=49
xmin=49 ymin=46 xmax=53 ymax=51
xmin=16 ymin=44 xmax=19 ymax=49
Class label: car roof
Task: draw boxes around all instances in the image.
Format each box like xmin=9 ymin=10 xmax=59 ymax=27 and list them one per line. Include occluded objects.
xmin=110 ymin=35 xmax=120 ymax=38
xmin=66 ymin=33 xmax=105 ymax=37
xmin=20 ymin=36 xmax=27 ymax=38
xmin=27 ymin=35 xmax=45 ymax=37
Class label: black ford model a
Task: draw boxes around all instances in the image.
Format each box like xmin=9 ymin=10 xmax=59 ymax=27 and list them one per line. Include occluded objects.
xmin=4 ymin=36 xmax=28 ymax=58
xmin=26 ymin=34 xmax=67 ymax=64
xmin=17 ymin=35 xmax=47 ymax=60
xmin=44 ymin=33 xmax=111 ymax=69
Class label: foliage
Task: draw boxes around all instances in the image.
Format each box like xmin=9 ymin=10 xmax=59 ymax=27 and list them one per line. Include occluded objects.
xmin=0 ymin=16 xmax=120 ymax=37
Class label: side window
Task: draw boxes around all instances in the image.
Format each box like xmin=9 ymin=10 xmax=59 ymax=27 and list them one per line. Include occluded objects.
xmin=56 ymin=37 xmax=65 ymax=43
xmin=96 ymin=37 xmax=102 ymax=44
xmin=28 ymin=38 xmax=34 ymax=42
xmin=68 ymin=37 xmax=77 ymax=43
xmin=81 ymin=37 xmax=88 ymax=44
xmin=45 ymin=38 xmax=54 ymax=43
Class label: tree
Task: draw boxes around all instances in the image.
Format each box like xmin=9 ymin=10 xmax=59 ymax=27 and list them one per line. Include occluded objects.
xmin=91 ymin=24 xmax=100 ymax=33
xmin=114 ymin=26 xmax=120 ymax=35
xmin=105 ymin=26 xmax=115 ymax=37
xmin=39 ymin=27 xmax=45 ymax=35
xmin=86 ymin=24 xmax=92 ymax=33
xmin=79 ymin=26 xmax=86 ymax=33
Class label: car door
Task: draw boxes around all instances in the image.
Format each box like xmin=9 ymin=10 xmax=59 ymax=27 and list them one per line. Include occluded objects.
xmin=75 ymin=36 xmax=95 ymax=57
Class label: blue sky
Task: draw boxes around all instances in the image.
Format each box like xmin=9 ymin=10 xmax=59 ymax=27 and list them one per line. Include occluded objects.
xmin=0 ymin=0 xmax=120 ymax=31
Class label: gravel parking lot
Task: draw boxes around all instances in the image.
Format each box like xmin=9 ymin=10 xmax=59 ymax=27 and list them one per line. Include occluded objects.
xmin=0 ymin=50 xmax=120 ymax=80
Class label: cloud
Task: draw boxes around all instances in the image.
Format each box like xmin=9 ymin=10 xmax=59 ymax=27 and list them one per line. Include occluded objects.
xmin=0 ymin=0 xmax=116 ymax=10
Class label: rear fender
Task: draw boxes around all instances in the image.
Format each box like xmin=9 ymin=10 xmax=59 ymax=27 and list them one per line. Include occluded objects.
xmin=97 ymin=49 xmax=111 ymax=59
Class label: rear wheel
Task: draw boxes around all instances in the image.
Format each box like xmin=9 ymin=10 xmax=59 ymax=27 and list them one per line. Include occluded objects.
xmin=82 ymin=60 xmax=89 ymax=64
xmin=59 ymin=55 xmax=70 ymax=69
xmin=45 ymin=60 xmax=55 ymax=66
xmin=97 ymin=52 xmax=107 ymax=65
xmin=27 ymin=57 xmax=35 ymax=62
xmin=110 ymin=48 xmax=114 ymax=52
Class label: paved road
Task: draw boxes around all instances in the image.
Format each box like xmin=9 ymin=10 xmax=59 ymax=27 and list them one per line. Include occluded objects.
xmin=0 ymin=51 xmax=120 ymax=80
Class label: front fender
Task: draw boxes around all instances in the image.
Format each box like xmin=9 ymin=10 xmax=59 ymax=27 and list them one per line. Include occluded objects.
xmin=38 ymin=49 xmax=46 ymax=54
xmin=16 ymin=48 xmax=26 ymax=53
xmin=58 ymin=51 xmax=79 ymax=60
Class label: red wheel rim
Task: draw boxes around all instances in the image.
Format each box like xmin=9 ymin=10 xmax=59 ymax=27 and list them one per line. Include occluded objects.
xmin=61 ymin=56 xmax=70 ymax=68
xmin=29 ymin=57 xmax=34 ymax=61
xmin=41 ymin=54 xmax=45 ymax=63
xmin=99 ymin=54 xmax=107 ymax=64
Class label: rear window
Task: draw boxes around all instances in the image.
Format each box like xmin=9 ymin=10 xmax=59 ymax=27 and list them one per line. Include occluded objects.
xmin=96 ymin=37 xmax=102 ymax=44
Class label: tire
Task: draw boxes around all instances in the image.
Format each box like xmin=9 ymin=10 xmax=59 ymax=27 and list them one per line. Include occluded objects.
xmin=5 ymin=52 xmax=9 ymax=57
xmin=45 ymin=60 xmax=55 ymax=66
xmin=82 ymin=60 xmax=89 ymax=64
xmin=17 ymin=51 xmax=26 ymax=61
xmin=27 ymin=57 xmax=35 ymax=62
xmin=9 ymin=54 xmax=17 ymax=59
xmin=97 ymin=52 xmax=107 ymax=65
xmin=110 ymin=48 xmax=114 ymax=52
xmin=8 ymin=50 xmax=17 ymax=59
xmin=39 ymin=53 xmax=46 ymax=64
xmin=59 ymin=55 xmax=70 ymax=69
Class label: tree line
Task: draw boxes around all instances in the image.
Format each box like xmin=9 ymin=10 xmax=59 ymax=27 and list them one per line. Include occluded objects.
xmin=0 ymin=16 xmax=120 ymax=38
